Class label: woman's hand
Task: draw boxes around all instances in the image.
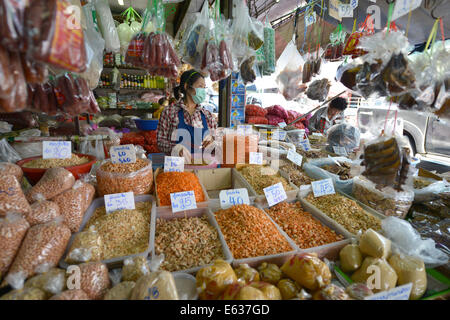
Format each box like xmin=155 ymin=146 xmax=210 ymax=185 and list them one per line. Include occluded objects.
xmin=201 ymin=134 xmax=215 ymax=149
xmin=172 ymin=144 xmax=192 ymax=164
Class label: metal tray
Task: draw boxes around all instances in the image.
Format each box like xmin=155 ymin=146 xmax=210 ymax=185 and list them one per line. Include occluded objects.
xmin=59 ymin=195 xmax=156 ymax=270
xmin=150 ymin=206 xmax=233 ymax=275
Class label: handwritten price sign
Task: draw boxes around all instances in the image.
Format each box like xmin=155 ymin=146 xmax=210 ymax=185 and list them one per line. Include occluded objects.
xmin=305 ymin=11 xmax=317 ymax=27
xmin=338 ymin=4 xmax=353 ymax=18
xmin=333 ymin=146 xmax=348 ymax=156
xmin=311 ymin=178 xmax=336 ymax=197
xmin=170 ymin=191 xmax=197 ymax=213
xmin=350 ymin=0 xmax=358 ymax=10
xmin=237 ymin=125 xmax=253 ymax=135
xmin=110 ymin=145 xmax=137 ymax=164
xmin=287 ymin=149 xmax=303 ymax=167
xmin=272 ymin=130 xmax=287 ymax=141
xmin=249 ymin=152 xmax=263 ymax=165
xmin=104 ymin=192 xmax=135 ymax=214
xmin=43 ymin=141 xmax=72 ymax=159
xmin=264 ymin=182 xmax=287 ymax=207
xmin=219 ymin=188 xmax=250 ymax=209
xmin=298 ymin=138 xmax=311 ymax=152
xmin=164 ymin=156 xmax=185 ymax=172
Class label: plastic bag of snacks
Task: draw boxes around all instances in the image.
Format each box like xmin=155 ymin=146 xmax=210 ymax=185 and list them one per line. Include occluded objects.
xmin=343 ymin=15 xmax=373 ymax=58
xmin=54 ymin=73 xmax=93 ymax=116
xmin=0 ymin=174 xmax=32 ymax=217
xmin=130 ymin=271 xmax=179 ymax=300
xmin=0 ymin=287 xmax=47 ymax=300
xmin=52 ymin=181 xmax=95 ymax=233
xmin=122 ymin=256 xmax=150 ymax=282
xmin=65 ymin=226 xmax=103 ymax=264
xmin=20 ymin=54 xmax=48 ymax=84
xmin=262 ymin=17 xmax=275 ymax=75
xmin=196 ymin=260 xmax=237 ymax=300
xmin=276 ymin=41 xmax=307 ymax=101
xmin=78 ymin=262 xmax=110 ymax=300
xmin=26 ymin=168 xmax=75 ymax=203
xmin=231 ymin=0 xmax=257 ymax=70
xmin=96 ymin=158 xmax=153 ymax=197
xmin=0 ymin=48 xmax=27 ymax=113
xmin=27 ymin=197 xmax=61 ymax=226
xmin=104 ymin=281 xmax=136 ymax=300
xmin=325 ymin=123 xmax=361 ymax=154
xmin=0 ymin=213 xmax=30 ymax=279
xmin=0 ymin=0 xmax=27 ymax=51
xmin=50 ymin=289 xmax=90 ymax=300
xmin=24 ymin=268 xmax=67 ymax=298
xmin=93 ymin=0 xmax=120 ymax=53
xmin=0 ymin=162 xmax=23 ymax=181
xmin=5 ymin=217 xmax=71 ymax=289
xmin=325 ymin=24 xmax=346 ymax=60
xmin=25 ymin=0 xmax=87 ymax=73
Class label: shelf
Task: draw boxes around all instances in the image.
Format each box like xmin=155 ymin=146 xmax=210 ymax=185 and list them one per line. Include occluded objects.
xmin=94 ymin=87 xmax=165 ymax=94
xmin=102 ymin=66 xmax=149 ymax=73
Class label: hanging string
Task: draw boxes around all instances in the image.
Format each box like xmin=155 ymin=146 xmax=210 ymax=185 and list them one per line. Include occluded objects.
xmin=382 ymin=100 xmax=393 ymax=136
xmin=386 ymin=2 xmax=395 ymax=34
xmin=405 ymin=2 xmax=413 ymax=37
xmin=392 ymin=110 xmax=398 ymax=136
xmin=440 ymin=17 xmax=445 ymax=43
xmin=425 ymin=18 xmax=440 ymax=52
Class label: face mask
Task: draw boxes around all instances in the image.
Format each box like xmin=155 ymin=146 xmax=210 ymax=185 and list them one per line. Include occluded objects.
xmin=191 ymin=88 xmax=206 ymax=104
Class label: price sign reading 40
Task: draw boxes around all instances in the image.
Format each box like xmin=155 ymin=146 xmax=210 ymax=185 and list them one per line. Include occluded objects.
xmin=110 ymin=145 xmax=136 ymax=164
xmin=219 ymin=188 xmax=250 ymax=209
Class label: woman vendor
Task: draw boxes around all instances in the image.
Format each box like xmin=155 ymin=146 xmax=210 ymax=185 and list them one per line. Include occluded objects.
xmin=157 ymin=70 xmax=217 ymax=163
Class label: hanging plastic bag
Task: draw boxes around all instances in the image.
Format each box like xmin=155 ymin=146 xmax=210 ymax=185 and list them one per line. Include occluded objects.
xmin=306 ymin=79 xmax=331 ymax=101
xmin=25 ymin=0 xmax=87 ymax=73
xmin=21 ymin=54 xmax=48 ymax=84
xmin=343 ymin=15 xmax=374 ymax=58
xmin=325 ymin=24 xmax=346 ymax=60
xmin=262 ymin=17 xmax=275 ymax=75
xmin=0 ymin=138 xmax=22 ymax=163
xmin=0 ymin=49 xmax=27 ymax=113
xmin=94 ymin=0 xmax=120 ymax=53
xmin=0 ymin=0 xmax=27 ymax=52
xmin=231 ymin=0 xmax=256 ymax=70
xmin=117 ymin=7 xmax=142 ymax=56
xmin=275 ymin=40 xmax=306 ymax=101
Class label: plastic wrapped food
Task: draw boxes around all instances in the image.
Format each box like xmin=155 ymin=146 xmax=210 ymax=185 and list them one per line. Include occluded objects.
xmin=280 ymin=253 xmax=331 ymax=291
xmin=339 ymin=243 xmax=362 ymax=273
xmin=0 ymin=174 xmax=32 ymax=217
xmin=359 ymin=229 xmax=392 ymax=259
xmin=96 ymin=159 xmax=153 ymax=197
xmin=65 ymin=226 xmax=103 ymax=264
xmin=257 ymin=263 xmax=282 ymax=285
xmin=50 ymin=289 xmax=90 ymax=300
xmin=246 ymin=116 xmax=268 ymax=125
xmin=27 ymin=199 xmax=60 ymax=226
xmin=245 ymin=104 xmax=267 ymax=117
xmin=0 ymin=49 xmax=27 ymax=112
xmin=234 ymin=264 xmax=260 ymax=285
xmin=240 ymin=56 xmax=257 ymax=84
xmin=0 ymin=213 xmax=30 ymax=279
xmin=0 ymin=287 xmax=47 ymax=300
xmin=24 ymin=268 xmax=66 ymax=297
xmin=388 ymin=253 xmax=427 ymax=300
xmin=326 ymin=123 xmax=361 ymax=154
xmin=351 ymin=257 xmax=397 ymax=293
xmin=196 ymin=260 xmax=237 ymax=300
xmin=306 ymin=79 xmax=331 ymax=102
xmin=21 ymin=54 xmax=48 ymax=84
xmin=122 ymin=256 xmax=150 ymax=282
xmin=26 ymin=168 xmax=75 ymax=203
xmin=94 ymin=0 xmax=120 ymax=53
xmin=266 ymin=105 xmax=288 ymax=120
xmin=277 ymin=279 xmax=301 ymax=300
xmin=231 ymin=0 xmax=255 ymax=69
xmin=104 ymin=281 xmax=135 ymax=300
xmin=156 ymin=171 xmax=205 ymax=206
xmin=0 ymin=0 xmax=27 ymax=51
xmin=353 ymin=175 xmax=414 ymax=219
xmin=249 ymin=282 xmax=282 ymax=300
xmin=130 ymin=271 xmax=179 ymax=300
xmin=26 ymin=0 xmax=87 ymax=73
xmin=52 ymin=181 xmax=95 ymax=233
xmin=78 ymin=262 xmax=110 ymax=300
xmin=5 ymin=218 xmax=71 ymax=289
xmin=53 ymin=73 xmax=93 ymax=116
xmin=345 ymin=283 xmax=373 ymax=300
xmin=220 ymin=284 xmax=265 ymax=300
xmin=262 ymin=18 xmax=275 ymax=75
xmin=312 ymin=284 xmax=351 ymax=300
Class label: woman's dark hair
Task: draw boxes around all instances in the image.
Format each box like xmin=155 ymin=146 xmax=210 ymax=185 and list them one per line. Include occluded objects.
xmin=329 ymin=97 xmax=348 ymax=111
xmin=173 ymin=69 xmax=205 ymax=100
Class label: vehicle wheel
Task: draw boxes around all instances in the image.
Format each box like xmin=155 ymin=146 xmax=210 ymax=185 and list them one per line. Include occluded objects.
xmin=403 ymin=132 xmax=417 ymax=157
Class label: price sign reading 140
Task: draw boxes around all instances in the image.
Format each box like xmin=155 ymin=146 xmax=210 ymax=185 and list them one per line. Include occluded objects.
xmin=219 ymin=188 xmax=250 ymax=209
xmin=311 ymin=178 xmax=335 ymax=198
xmin=110 ymin=145 xmax=136 ymax=164
xmin=170 ymin=191 xmax=197 ymax=213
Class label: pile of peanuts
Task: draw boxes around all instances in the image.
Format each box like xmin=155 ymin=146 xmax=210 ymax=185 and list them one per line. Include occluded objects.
xmin=214 ymin=204 xmax=293 ymax=259
xmin=265 ymin=202 xmax=344 ymax=248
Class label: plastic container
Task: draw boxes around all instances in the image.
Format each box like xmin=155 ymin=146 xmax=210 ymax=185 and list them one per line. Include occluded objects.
xmin=134 ymin=119 xmax=159 ymax=131
xmin=173 ymin=273 xmax=198 ymax=300
xmin=150 ymin=207 xmax=233 ymax=275
xmin=16 ymin=154 xmax=97 ymax=185
xmin=59 ymin=195 xmax=156 ymax=269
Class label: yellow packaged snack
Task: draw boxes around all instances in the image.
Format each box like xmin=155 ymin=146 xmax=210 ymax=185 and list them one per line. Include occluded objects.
xmin=359 ymin=229 xmax=392 ymax=259
xmin=130 ymin=271 xmax=179 ymax=300
xmin=351 ymin=257 xmax=398 ymax=293
xmin=196 ymin=260 xmax=237 ymax=300
xmin=388 ymin=254 xmax=427 ymax=300
xmin=339 ymin=244 xmax=363 ymax=273
xmin=249 ymin=282 xmax=282 ymax=300
xmin=277 ymin=279 xmax=301 ymax=300
xmin=257 ymin=262 xmax=282 ymax=285
xmin=234 ymin=264 xmax=260 ymax=285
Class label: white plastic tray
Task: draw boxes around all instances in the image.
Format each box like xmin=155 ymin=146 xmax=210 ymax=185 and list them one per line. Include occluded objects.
xmin=194 ymin=168 xmax=251 ymax=199
xmin=150 ymin=206 xmax=233 ymax=275
xmin=59 ymin=195 xmax=156 ymax=269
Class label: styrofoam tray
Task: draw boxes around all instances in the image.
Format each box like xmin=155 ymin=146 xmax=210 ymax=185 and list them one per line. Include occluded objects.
xmin=59 ymin=195 xmax=156 ymax=269
xmin=298 ymin=190 xmax=386 ymax=239
xmin=153 ymin=168 xmax=210 ymax=209
xmin=195 ymin=168 xmax=251 ymax=199
xmin=210 ymin=202 xmax=299 ymax=269
xmin=257 ymin=200 xmax=350 ymax=261
xmin=150 ymin=206 xmax=233 ymax=275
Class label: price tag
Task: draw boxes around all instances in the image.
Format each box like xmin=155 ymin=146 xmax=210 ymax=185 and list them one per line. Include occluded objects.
xmin=299 ymin=138 xmax=311 ymax=151
xmin=264 ymin=182 xmax=288 ymax=207
xmin=237 ymin=125 xmax=253 ymax=135
xmin=392 ymin=0 xmax=422 ymax=21
xmin=170 ymin=191 xmax=197 ymax=213
xmin=333 ymin=146 xmax=348 ymax=156
xmin=164 ymin=156 xmax=185 ymax=172
xmin=249 ymin=152 xmax=263 ymax=165
xmin=311 ymin=178 xmax=335 ymax=197
xmin=272 ymin=130 xmax=287 ymax=141
xmin=338 ymin=4 xmax=353 ymax=18
xmin=287 ymin=149 xmax=303 ymax=167
xmin=312 ymin=132 xmax=323 ymax=137
xmin=43 ymin=141 xmax=72 ymax=159
xmin=104 ymin=192 xmax=135 ymax=214
xmin=365 ymin=283 xmax=413 ymax=300
xmin=278 ymin=122 xmax=287 ymax=128
xmin=350 ymin=0 xmax=358 ymax=9
xmin=219 ymin=188 xmax=250 ymax=209
xmin=110 ymin=144 xmax=136 ymax=164
xmin=305 ymin=11 xmax=316 ymax=27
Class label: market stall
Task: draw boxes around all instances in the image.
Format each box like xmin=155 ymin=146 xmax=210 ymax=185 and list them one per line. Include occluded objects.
xmin=0 ymin=0 xmax=449 ymax=302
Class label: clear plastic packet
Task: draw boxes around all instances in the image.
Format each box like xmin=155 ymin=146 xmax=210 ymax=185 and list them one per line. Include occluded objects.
xmin=0 ymin=49 xmax=27 ymax=113
xmin=117 ymin=8 xmax=142 ymax=56
xmin=130 ymin=270 xmax=179 ymax=300
xmin=93 ymin=0 xmax=120 ymax=53
xmin=351 ymin=257 xmax=397 ymax=293
xmin=28 ymin=198 xmax=61 ymax=226
xmin=413 ymin=179 xmax=450 ymax=203
xmin=24 ymin=268 xmax=67 ymax=297
xmin=0 ymin=287 xmax=47 ymax=300
xmin=231 ymin=0 xmax=255 ymax=70
xmin=21 ymin=54 xmax=48 ymax=84
xmin=104 ymin=281 xmax=135 ymax=300
xmin=0 ymin=213 xmax=30 ymax=279
xmin=358 ymin=228 xmax=392 ymax=259
xmin=353 ymin=175 xmax=414 ymax=219
xmin=122 ymin=256 xmax=150 ymax=282
xmin=306 ymin=79 xmax=331 ymax=102
xmin=25 ymin=0 xmax=87 ymax=73
xmin=52 ymin=180 xmax=95 ymax=233
xmin=262 ymin=17 xmax=275 ymax=76
xmin=343 ymin=15 xmax=373 ymax=58
xmin=5 ymin=217 xmax=71 ymax=289
xmin=388 ymin=253 xmax=427 ymax=300
xmin=326 ymin=123 xmax=361 ymax=154
xmin=26 ymin=168 xmax=75 ymax=203
xmin=49 ymin=289 xmax=90 ymax=300
xmin=382 ymin=216 xmax=449 ymax=268
xmin=0 ymin=162 xmax=23 ymax=181
xmin=196 ymin=260 xmax=237 ymax=300
xmin=275 ymin=41 xmax=307 ymax=101
xmin=0 ymin=0 xmax=27 ymax=51
xmin=0 ymin=139 xmax=22 ymax=163
xmin=0 ymin=174 xmax=31 ymax=217
xmin=79 ymin=262 xmax=111 ymax=300
xmin=54 ymin=73 xmax=92 ymax=116
xmin=339 ymin=243 xmax=362 ymax=273
xmin=325 ymin=24 xmax=346 ymax=60
xmin=96 ymin=158 xmax=153 ymax=196
xmin=65 ymin=226 xmax=103 ymax=264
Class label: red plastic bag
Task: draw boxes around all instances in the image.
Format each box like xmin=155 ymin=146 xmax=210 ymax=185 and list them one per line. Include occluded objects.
xmin=245 ymin=105 xmax=267 ymax=117
xmin=26 ymin=0 xmax=87 ymax=73
xmin=266 ymin=105 xmax=288 ymax=120
xmin=246 ymin=116 xmax=268 ymax=125
xmin=266 ymin=114 xmax=285 ymax=126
